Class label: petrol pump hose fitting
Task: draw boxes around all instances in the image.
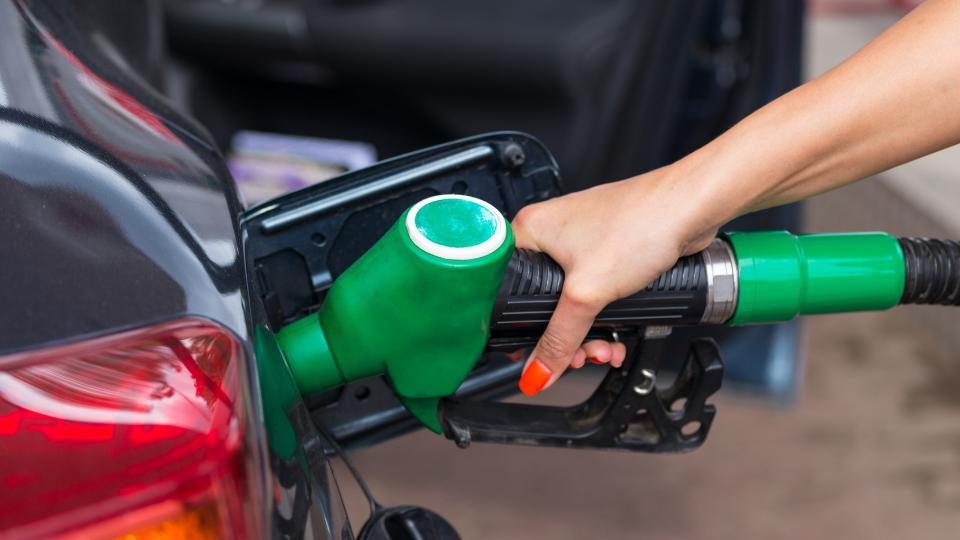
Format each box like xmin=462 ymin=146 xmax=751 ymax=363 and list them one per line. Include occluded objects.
xmin=488 ymin=233 xmax=960 ymax=332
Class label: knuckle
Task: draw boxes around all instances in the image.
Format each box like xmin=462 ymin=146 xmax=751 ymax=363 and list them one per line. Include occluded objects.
xmin=512 ymin=206 xmax=537 ymax=232
xmin=537 ymin=329 xmax=569 ymax=361
xmin=561 ymin=280 xmax=606 ymax=309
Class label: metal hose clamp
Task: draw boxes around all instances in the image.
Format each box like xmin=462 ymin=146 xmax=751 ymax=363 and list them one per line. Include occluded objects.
xmin=701 ymin=238 xmax=739 ymax=324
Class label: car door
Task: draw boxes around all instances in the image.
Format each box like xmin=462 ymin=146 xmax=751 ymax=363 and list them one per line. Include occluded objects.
xmin=241 ymin=132 xmax=563 ymax=453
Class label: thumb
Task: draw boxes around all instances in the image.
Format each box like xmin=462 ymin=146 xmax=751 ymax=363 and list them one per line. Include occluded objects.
xmin=519 ymin=292 xmax=600 ymax=396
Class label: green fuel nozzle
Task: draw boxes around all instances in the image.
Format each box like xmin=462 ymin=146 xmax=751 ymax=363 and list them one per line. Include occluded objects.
xmin=277 ymin=195 xmax=514 ymax=431
xmin=276 ymin=195 xmax=960 ymax=436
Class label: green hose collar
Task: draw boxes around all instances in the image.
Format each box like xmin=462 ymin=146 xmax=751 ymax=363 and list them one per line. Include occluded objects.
xmin=727 ymin=231 xmax=905 ymax=325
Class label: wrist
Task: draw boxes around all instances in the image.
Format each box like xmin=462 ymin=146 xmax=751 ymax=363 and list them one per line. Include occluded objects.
xmin=641 ymin=152 xmax=741 ymax=251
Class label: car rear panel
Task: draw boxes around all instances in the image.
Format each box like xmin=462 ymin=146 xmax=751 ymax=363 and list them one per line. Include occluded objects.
xmin=0 ymin=1 xmax=283 ymax=537
xmin=0 ymin=0 xmax=245 ymax=352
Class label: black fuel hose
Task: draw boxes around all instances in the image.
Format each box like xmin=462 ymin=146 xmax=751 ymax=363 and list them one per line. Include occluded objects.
xmin=899 ymin=238 xmax=960 ymax=305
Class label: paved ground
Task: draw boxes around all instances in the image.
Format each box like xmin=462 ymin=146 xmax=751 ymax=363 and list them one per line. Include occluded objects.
xmin=333 ymin=8 xmax=960 ymax=539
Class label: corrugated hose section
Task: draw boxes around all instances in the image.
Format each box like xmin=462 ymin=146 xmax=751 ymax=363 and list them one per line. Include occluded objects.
xmin=899 ymin=238 xmax=960 ymax=306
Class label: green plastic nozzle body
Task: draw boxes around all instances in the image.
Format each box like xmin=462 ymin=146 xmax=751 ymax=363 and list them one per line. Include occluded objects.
xmin=276 ymin=195 xmax=514 ymax=432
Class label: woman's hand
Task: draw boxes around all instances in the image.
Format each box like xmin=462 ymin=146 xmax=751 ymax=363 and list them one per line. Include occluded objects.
xmin=510 ymin=0 xmax=960 ymax=396
xmin=511 ymin=166 xmax=720 ymax=396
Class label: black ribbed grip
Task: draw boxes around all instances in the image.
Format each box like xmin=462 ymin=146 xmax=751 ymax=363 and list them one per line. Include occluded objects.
xmin=899 ymin=238 xmax=960 ymax=306
xmin=489 ymin=249 xmax=709 ymax=333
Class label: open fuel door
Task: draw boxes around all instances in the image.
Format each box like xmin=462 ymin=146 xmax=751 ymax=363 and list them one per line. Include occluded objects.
xmin=242 ymin=132 xmax=562 ymax=450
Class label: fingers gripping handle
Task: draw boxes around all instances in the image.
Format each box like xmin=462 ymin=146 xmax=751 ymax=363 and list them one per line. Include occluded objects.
xmin=489 ymin=239 xmax=738 ymax=334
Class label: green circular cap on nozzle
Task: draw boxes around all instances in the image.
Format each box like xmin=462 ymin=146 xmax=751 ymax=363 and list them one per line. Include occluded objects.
xmin=406 ymin=195 xmax=507 ymax=260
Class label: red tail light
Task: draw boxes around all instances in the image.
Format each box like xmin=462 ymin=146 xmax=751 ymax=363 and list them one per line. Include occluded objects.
xmin=0 ymin=319 xmax=264 ymax=539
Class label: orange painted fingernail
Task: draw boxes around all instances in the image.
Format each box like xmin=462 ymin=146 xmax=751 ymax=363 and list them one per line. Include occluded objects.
xmin=588 ymin=357 xmax=603 ymax=365
xmin=519 ymin=359 xmax=551 ymax=396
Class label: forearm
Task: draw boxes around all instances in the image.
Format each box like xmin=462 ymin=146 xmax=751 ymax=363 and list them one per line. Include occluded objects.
xmin=665 ymin=0 xmax=960 ymax=239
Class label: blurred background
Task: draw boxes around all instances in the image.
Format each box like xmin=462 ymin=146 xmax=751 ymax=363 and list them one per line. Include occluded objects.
xmin=159 ymin=0 xmax=958 ymax=537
